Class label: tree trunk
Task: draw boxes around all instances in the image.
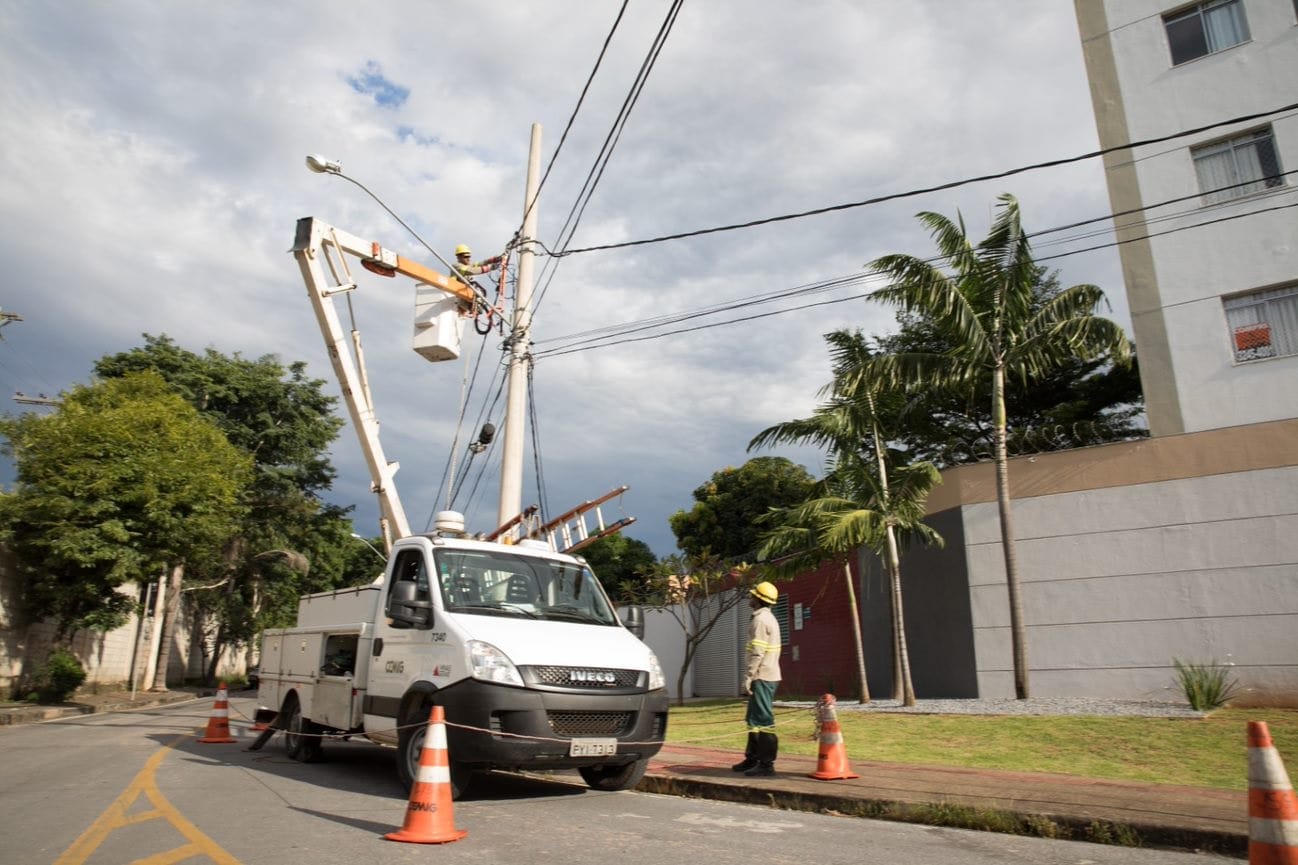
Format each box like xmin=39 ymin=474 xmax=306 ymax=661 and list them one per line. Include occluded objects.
xmin=884 ymin=525 xmax=916 ymax=706
xmin=870 ymin=411 xmax=913 ymax=705
xmin=843 ymin=559 xmax=869 ymax=704
xmin=150 ymin=562 xmax=185 ymax=691
xmin=245 ymin=576 xmax=261 ymax=674
xmin=992 ymin=366 xmax=1029 ymax=699
xmin=205 ymin=620 xmax=226 ymax=686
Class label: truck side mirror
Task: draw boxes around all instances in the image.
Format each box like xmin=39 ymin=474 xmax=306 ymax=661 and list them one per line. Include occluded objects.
xmin=387 ymin=581 xmax=433 ymax=630
xmin=619 ymin=605 xmax=645 ymax=641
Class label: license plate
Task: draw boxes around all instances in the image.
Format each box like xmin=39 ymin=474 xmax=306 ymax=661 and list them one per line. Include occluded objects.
xmin=569 ymin=737 xmax=617 ymax=757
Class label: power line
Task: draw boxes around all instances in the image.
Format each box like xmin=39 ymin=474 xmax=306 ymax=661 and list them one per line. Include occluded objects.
xmin=520 ymin=0 xmax=631 ymax=233
xmin=458 ymin=0 xmax=686 ymax=522
xmin=530 ymin=0 xmax=685 ymax=317
xmin=544 ymin=100 xmax=1298 ymax=257
xmin=532 ymin=190 xmax=1297 ymax=360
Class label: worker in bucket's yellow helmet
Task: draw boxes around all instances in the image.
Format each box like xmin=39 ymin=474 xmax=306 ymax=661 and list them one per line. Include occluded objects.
xmin=750 ymin=581 xmax=778 ymax=605
xmin=452 ymin=244 xmax=503 ymax=281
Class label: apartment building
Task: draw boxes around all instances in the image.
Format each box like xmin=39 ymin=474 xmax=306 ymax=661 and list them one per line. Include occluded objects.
xmin=1077 ymin=0 xmax=1297 ymax=434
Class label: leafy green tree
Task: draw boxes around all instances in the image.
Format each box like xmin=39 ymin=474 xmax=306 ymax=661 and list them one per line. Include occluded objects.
xmin=751 ymin=331 xmax=943 ymax=705
xmin=95 ymin=335 xmax=351 ymax=680
xmin=579 ymin=533 xmax=657 ymax=603
xmin=0 ymin=372 xmax=251 ymax=638
xmin=858 ymin=193 xmax=1132 ymax=699
xmin=669 ymin=457 xmax=816 ymax=560
xmin=873 ymin=270 xmax=1145 ymax=467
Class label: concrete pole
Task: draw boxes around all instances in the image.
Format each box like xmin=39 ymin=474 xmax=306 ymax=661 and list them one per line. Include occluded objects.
xmin=498 ymin=123 xmax=542 ymax=527
xmin=142 ymin=570 xmax=167 ymax=689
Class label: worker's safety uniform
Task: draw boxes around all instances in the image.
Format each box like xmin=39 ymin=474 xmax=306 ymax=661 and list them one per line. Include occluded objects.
xmin=734 ymin=603 xmax=782 ymax=775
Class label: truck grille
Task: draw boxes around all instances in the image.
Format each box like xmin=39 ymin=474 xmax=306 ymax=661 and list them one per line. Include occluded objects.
xmin=548 ymin=711 xmax=634 ymax=737
xmin=530 ymin=665 xmax=641 ymax=689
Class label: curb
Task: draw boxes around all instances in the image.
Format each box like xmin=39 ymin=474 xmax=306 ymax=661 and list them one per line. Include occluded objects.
xmin=0 ymin=690 xmax=207 ymax=726
xmin=635 ymin=774 xmax=1247 ymax=857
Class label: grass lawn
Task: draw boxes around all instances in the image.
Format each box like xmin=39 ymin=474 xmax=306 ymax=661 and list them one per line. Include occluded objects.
xmin=665 ymin=699 xmax=1298 ymax=790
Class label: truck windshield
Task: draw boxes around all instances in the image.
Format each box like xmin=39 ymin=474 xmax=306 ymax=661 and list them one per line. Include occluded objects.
xmin=433 ymin=549 xmax=618 ymax=626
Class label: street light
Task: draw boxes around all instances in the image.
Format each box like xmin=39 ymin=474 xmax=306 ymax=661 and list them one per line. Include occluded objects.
xmin=350 ymin=533 xmax=386 ymax=562
xmin=305 ymin=154 xmax=342 ymax=174
xmin=303 ymin=153 xmax=455 ymax=274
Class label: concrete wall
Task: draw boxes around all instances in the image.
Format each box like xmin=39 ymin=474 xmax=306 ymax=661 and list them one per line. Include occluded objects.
xmin=933 ymin=419 xmax=1298 ymax=703
xmin=1075 ymin=0 xmax=1298 ymax=435
xmin=642 ymin=605 xmax=692 ymax=701
xmin=0 ymin=549 xmax=243 ymax=695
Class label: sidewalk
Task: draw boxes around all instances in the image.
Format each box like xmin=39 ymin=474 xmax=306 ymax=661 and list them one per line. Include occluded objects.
xmin=642 ymin=743 xmax=1246 ymax=857
xmin=0 ymin=687 xmax=206 ymax=725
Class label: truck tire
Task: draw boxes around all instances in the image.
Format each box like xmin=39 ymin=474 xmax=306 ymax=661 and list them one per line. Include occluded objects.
xmin=397 ymin=701 xmax=473 ymax=800
xmin=281 ymin=694 xmax=323 ymax=763
xmin=578 ymin=757 xmax=649 ymax=791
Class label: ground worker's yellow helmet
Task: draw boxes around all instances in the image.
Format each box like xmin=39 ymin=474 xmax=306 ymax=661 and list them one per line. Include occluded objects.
xmin=455 ymin=244 xmax=472 ymax=256
xmin=750 ymin=581 xmax=778 ymax=605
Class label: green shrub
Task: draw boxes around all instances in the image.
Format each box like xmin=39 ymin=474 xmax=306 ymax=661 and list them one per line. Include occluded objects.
xmin=1173 ymin=658 xmax=1239 ymax=710
xmin=32 ymin=648 xmax=87 ymax=703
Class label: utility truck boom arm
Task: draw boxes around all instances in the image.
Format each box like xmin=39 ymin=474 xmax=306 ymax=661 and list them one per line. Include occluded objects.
xmin=292 ymin=216 xmax=477 ymax=546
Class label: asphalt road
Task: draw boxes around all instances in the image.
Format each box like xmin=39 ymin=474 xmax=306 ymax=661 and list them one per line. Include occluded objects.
xmin=0 ymin=697 xmax=1238 ymax=865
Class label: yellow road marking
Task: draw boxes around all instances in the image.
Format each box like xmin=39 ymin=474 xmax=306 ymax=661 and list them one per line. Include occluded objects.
xmin=53 ymin=734 xmax=243 ymax=865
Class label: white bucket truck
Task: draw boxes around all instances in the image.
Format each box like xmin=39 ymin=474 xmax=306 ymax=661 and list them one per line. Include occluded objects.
xmin=272 ymin=213 xmax=666 ymax=797
xmin=257 ymin=512 xmax=667 ymax=798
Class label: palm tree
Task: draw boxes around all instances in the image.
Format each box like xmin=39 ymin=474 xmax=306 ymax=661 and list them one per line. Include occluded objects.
xmin=856 ymin=193 xmax=1132 ymax=699
xmin=751 ymin=330 xmax=943 ymax=706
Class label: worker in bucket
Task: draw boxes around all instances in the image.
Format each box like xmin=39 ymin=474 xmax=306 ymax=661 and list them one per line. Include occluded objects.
xmin=451 ymin=244 xmax=503 ymax=281
xmin=733 ymin=580 xmax=782 ymax=777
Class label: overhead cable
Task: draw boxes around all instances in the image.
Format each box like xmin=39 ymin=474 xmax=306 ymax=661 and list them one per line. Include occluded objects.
xmin=546 ymin=100 xmax=1298 ymax=257
xmin=533 ymin=191 xmax=1298 ymax=360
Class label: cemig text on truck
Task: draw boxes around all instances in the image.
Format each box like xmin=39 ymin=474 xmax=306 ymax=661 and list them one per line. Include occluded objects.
xmin=257 ymin=511 xmax=668 ymax=799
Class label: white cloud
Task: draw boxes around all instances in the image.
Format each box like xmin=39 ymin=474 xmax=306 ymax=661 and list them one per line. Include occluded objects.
xmin=0 ymin=1 xmax=1134 ymax=557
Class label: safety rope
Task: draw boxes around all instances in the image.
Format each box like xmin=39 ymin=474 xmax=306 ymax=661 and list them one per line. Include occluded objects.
xmin=227 ymin=699 xmax=811 ymax=746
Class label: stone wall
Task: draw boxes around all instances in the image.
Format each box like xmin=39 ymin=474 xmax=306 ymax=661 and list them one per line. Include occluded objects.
xmin=0 ymin=549 xmax=246 ymax=695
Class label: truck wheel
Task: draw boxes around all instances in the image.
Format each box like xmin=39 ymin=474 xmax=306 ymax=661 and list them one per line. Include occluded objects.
xmin=579 ymin=758 xmax=649 ymax=791
xmin=397 ymin=702 xmax=473 ymax=800
xmin=282 ymin=694 xmax=323 ymax=763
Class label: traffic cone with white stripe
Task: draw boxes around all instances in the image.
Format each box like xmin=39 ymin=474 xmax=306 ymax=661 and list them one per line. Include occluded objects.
xmin=1248 ymin=721 xmax=1298 ymax=864
xmin=809 ymin=693 xmax=858 ymax=780
xmin=197 ymin=682 xmax=237 ymax=744
xmin=385 ymin=706 xmax=467 ymax=844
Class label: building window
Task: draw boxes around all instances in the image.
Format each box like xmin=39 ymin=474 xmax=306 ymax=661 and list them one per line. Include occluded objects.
xmin=1224 ymin=285 xmax=1298 ymax=362
xmin=1165 ymin=0 xmax=1250 ymax=65
xmin=1192 ymin=127 xmax=1284 ymax=204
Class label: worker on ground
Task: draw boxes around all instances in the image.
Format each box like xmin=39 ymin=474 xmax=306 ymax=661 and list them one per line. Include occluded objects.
xmin=733 ymin=580 xmax=782 ymax=777
xmin=452 ymin=244 xmax=503 ymax=282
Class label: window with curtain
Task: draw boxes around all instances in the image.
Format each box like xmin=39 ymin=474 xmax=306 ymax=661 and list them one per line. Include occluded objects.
xmin=1192 ymin=126 xmax=1284 ymax=204
xmin=1164 ymin=0 xmax=1250 ymax=65
xmin=1224 ymin=285 xmax=1298 ymax=362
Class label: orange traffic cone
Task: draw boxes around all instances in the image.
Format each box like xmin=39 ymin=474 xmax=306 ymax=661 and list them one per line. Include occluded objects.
xmin=809 ymin=693 xmax=858 ymax=780
xmin=385 ymin=706 xmax=467 ymax=844
xmin=1248 ymin=721 xmax=1298 ymax=864
xmin=197 ymin=682 xmax=237 ymax=744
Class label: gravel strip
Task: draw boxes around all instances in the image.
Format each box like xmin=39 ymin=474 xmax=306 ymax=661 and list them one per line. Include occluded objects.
xmin=776 ymin=697 xmax=1205 ymax=718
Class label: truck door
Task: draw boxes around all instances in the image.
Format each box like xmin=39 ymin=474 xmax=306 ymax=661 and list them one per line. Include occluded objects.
xmin=365 ymin=545 xmax=455 ymax=734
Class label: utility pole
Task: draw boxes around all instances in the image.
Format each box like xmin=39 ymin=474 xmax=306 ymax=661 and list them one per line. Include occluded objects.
xmin=497 ymin=123 xmax=542 ymax=528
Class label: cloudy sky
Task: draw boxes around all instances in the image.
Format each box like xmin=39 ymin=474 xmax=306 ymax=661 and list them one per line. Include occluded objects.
xmin=0 ymin=1 xmax=1131 ymax=557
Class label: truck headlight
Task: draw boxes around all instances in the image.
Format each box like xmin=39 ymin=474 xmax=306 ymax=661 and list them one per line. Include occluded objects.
xmin=647 ymin=651 xmax=665 ymax=691
xmin=467 ymin=640 xmax=524 ymax=687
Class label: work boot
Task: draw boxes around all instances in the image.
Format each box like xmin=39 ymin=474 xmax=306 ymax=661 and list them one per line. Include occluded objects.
xmin=744 ymin=732 xmax=777 ymax=777
xmin=731 ymin=732 xmax=759 ymax=772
